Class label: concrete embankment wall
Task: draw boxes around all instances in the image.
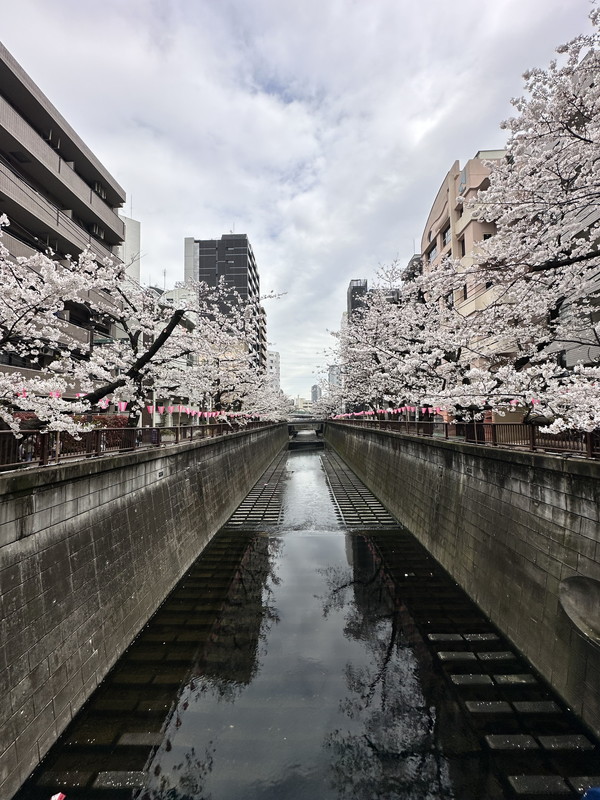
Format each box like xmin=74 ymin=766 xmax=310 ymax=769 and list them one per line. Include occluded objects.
xmin=0 ymin=424 xmax=287 ymax=799
xmin=325 ymin=422 xmax=600 ymax=736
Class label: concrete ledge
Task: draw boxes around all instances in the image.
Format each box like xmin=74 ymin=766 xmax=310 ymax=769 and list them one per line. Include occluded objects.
xmin=0 ymin=425 xmax=283 ymax=494
xmin=0 ymin=423 xmax=287 ymax=800
xmin=327 ymin=422 xmax=600 ymax=479
xmin=325 ymin=421 xmax=600 ymax=738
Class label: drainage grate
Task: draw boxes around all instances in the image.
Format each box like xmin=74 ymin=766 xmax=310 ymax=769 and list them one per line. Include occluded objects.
xmin=224 ymin=451 xmax=288 ymax=528
xmin=371 ymin=529 xmax=600 ymax=799
xmin=321 ymin=450 xmax=398 ymax=528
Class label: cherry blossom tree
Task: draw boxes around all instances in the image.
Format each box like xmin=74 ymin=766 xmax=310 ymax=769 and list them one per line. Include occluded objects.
xmin=335 ymin=8 xmax=600 ymax=431
xmin=0 ymin=218 xmax=276 ymax=431
xmin=461 ymin=5 xmax=600 ymax=430
xmin=0 ymin=217 xmax=120 ymax=432
xmin=332 ymin=261 xmax=472 ymax=413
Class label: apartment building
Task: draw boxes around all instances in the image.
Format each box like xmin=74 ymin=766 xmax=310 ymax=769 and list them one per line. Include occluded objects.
xmin=0 ymin=42 xmax=127 ymax=387
xmin=267 ymin=350 xmax=281 ymax=392
xmin=347 ymin=278 xmax=368 ymax=318
xmin=0 ymin=42 xmax=125 ymax=264
xmin=422 ymin=150 xmax=600 ymax=372
xmin=115 ymin=214 xmax=141 ymax=281
xmin=421 ymin=150 xmax=504 ymax=316
xmin=184 ymin=233 xmax=267 ymax=369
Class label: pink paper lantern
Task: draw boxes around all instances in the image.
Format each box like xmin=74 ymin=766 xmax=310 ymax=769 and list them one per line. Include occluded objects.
xmin=147 ymin=405 xmax=155 ymax=414
xmin=157 ymin=406 xmax=165 ymax=414
xmin=168 ymin=405 xmax=175 ymax=413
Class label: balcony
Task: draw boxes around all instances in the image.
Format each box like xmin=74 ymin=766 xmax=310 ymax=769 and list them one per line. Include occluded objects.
xmin=0 ymin=160 xmax=116 ymax=260
xmin=0 ymin=94 xmax=124 ymax=241
xmin=453 ymin=209 xmax=474 ymax=237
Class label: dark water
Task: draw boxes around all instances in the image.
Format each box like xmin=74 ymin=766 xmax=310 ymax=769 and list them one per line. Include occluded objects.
xmin=15 ymin=450 xmax=600 ymax=799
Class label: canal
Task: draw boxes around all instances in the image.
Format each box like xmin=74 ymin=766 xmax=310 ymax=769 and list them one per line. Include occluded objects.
xmin=15 ymin=446 xmax=600 ymax=799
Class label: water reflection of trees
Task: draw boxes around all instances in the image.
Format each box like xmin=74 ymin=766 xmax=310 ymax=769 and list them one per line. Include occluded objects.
xmin=137 ymin=742 xmax=216 ymax=800
xmin=320 ymin=535 xmax=455 ymax=800
xmin=134 ymin=532 xmax=282 ymax=800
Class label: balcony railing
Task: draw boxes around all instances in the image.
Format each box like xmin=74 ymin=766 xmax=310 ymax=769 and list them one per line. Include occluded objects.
xmin=0 ymin=421 xmax=272 ymax=472
xmin=332 ymin=419 xmax=600 ymax=460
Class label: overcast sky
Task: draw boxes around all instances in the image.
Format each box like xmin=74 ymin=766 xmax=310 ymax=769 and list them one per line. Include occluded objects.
xmin=1 ymin=0 xmax=594 ymax=397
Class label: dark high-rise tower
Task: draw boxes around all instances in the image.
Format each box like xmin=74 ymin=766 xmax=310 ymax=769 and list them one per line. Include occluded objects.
xmin=347 ymin=278 xmax=368 ymax=318
xmin=184 ymin=233 xmax=266 ymax=368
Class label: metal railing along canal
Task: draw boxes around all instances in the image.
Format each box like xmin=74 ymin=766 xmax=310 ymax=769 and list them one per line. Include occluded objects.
xmin=0 ymin=421 xmax=271 ymax=472
xmin=335 ymin=418 xmax=600 ymax=459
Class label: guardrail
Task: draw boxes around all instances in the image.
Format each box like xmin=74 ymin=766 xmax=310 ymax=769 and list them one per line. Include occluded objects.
xmin=333 ymin=419 xmax=600 ymax=460
xmin=0 ymin=422 xmax=272 ymax=472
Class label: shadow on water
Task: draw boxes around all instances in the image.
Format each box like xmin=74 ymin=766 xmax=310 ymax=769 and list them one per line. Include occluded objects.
xmin=14 ymin=450 xmax=600 ymax=800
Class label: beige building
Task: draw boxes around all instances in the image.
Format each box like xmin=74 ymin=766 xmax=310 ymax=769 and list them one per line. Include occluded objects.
xmin=421 ymin=150 xmax=504 ymax=317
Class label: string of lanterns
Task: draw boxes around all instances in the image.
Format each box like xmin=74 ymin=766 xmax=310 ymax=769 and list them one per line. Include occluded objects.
xmin=15 ymin=390 xmax=261 ymax=419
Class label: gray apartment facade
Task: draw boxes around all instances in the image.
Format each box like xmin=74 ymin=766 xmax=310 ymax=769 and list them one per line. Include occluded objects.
xmin=184 ymin=233 xmax=267 ymax=368
xmin=0 ymin=43 xmax=126 ymax=264
xmin=0 ymin=42 xmax=127 ymax=381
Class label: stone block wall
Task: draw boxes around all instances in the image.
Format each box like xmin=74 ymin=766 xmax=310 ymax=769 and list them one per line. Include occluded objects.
xmin=325 ymin=422 xmax=600 ymax=736
xmin=0 ymin=425 xmax=287 ymax=799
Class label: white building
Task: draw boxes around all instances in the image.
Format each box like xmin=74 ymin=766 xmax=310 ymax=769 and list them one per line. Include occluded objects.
xmin=293 ymin=395 xmax=311 ymax=411
xmin=116 ymin=214 xmax=141 ymax=282
xmin=267 ymin=351 xmax=280 ymax=392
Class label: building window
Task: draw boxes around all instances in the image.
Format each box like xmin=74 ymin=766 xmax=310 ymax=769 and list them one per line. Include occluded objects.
xmin=462 ymin=284 xmax=468 ymax=301
xmin=427 ymin=243 xmax=438 ymax=262
xmin=442 ymin=225 xmax=451 ymax=247
xmin=483 ymin=233 xmax=492 ymax=241
xmin=459 ymin=238 xmax=466 ymax=258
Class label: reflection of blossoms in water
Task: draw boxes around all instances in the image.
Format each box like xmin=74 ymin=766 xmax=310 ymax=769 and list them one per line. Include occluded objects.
xmin=136 ymin=532 xmax=282 ymax=800
xmin=136 ymin=742 xmax=216 ymax=800
xmin=320 ymin=536 xmax=455 ymax=800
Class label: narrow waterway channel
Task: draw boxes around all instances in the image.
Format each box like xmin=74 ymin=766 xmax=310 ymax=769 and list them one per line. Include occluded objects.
xmin=15 ymin=446 xmax=600 ymax=799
